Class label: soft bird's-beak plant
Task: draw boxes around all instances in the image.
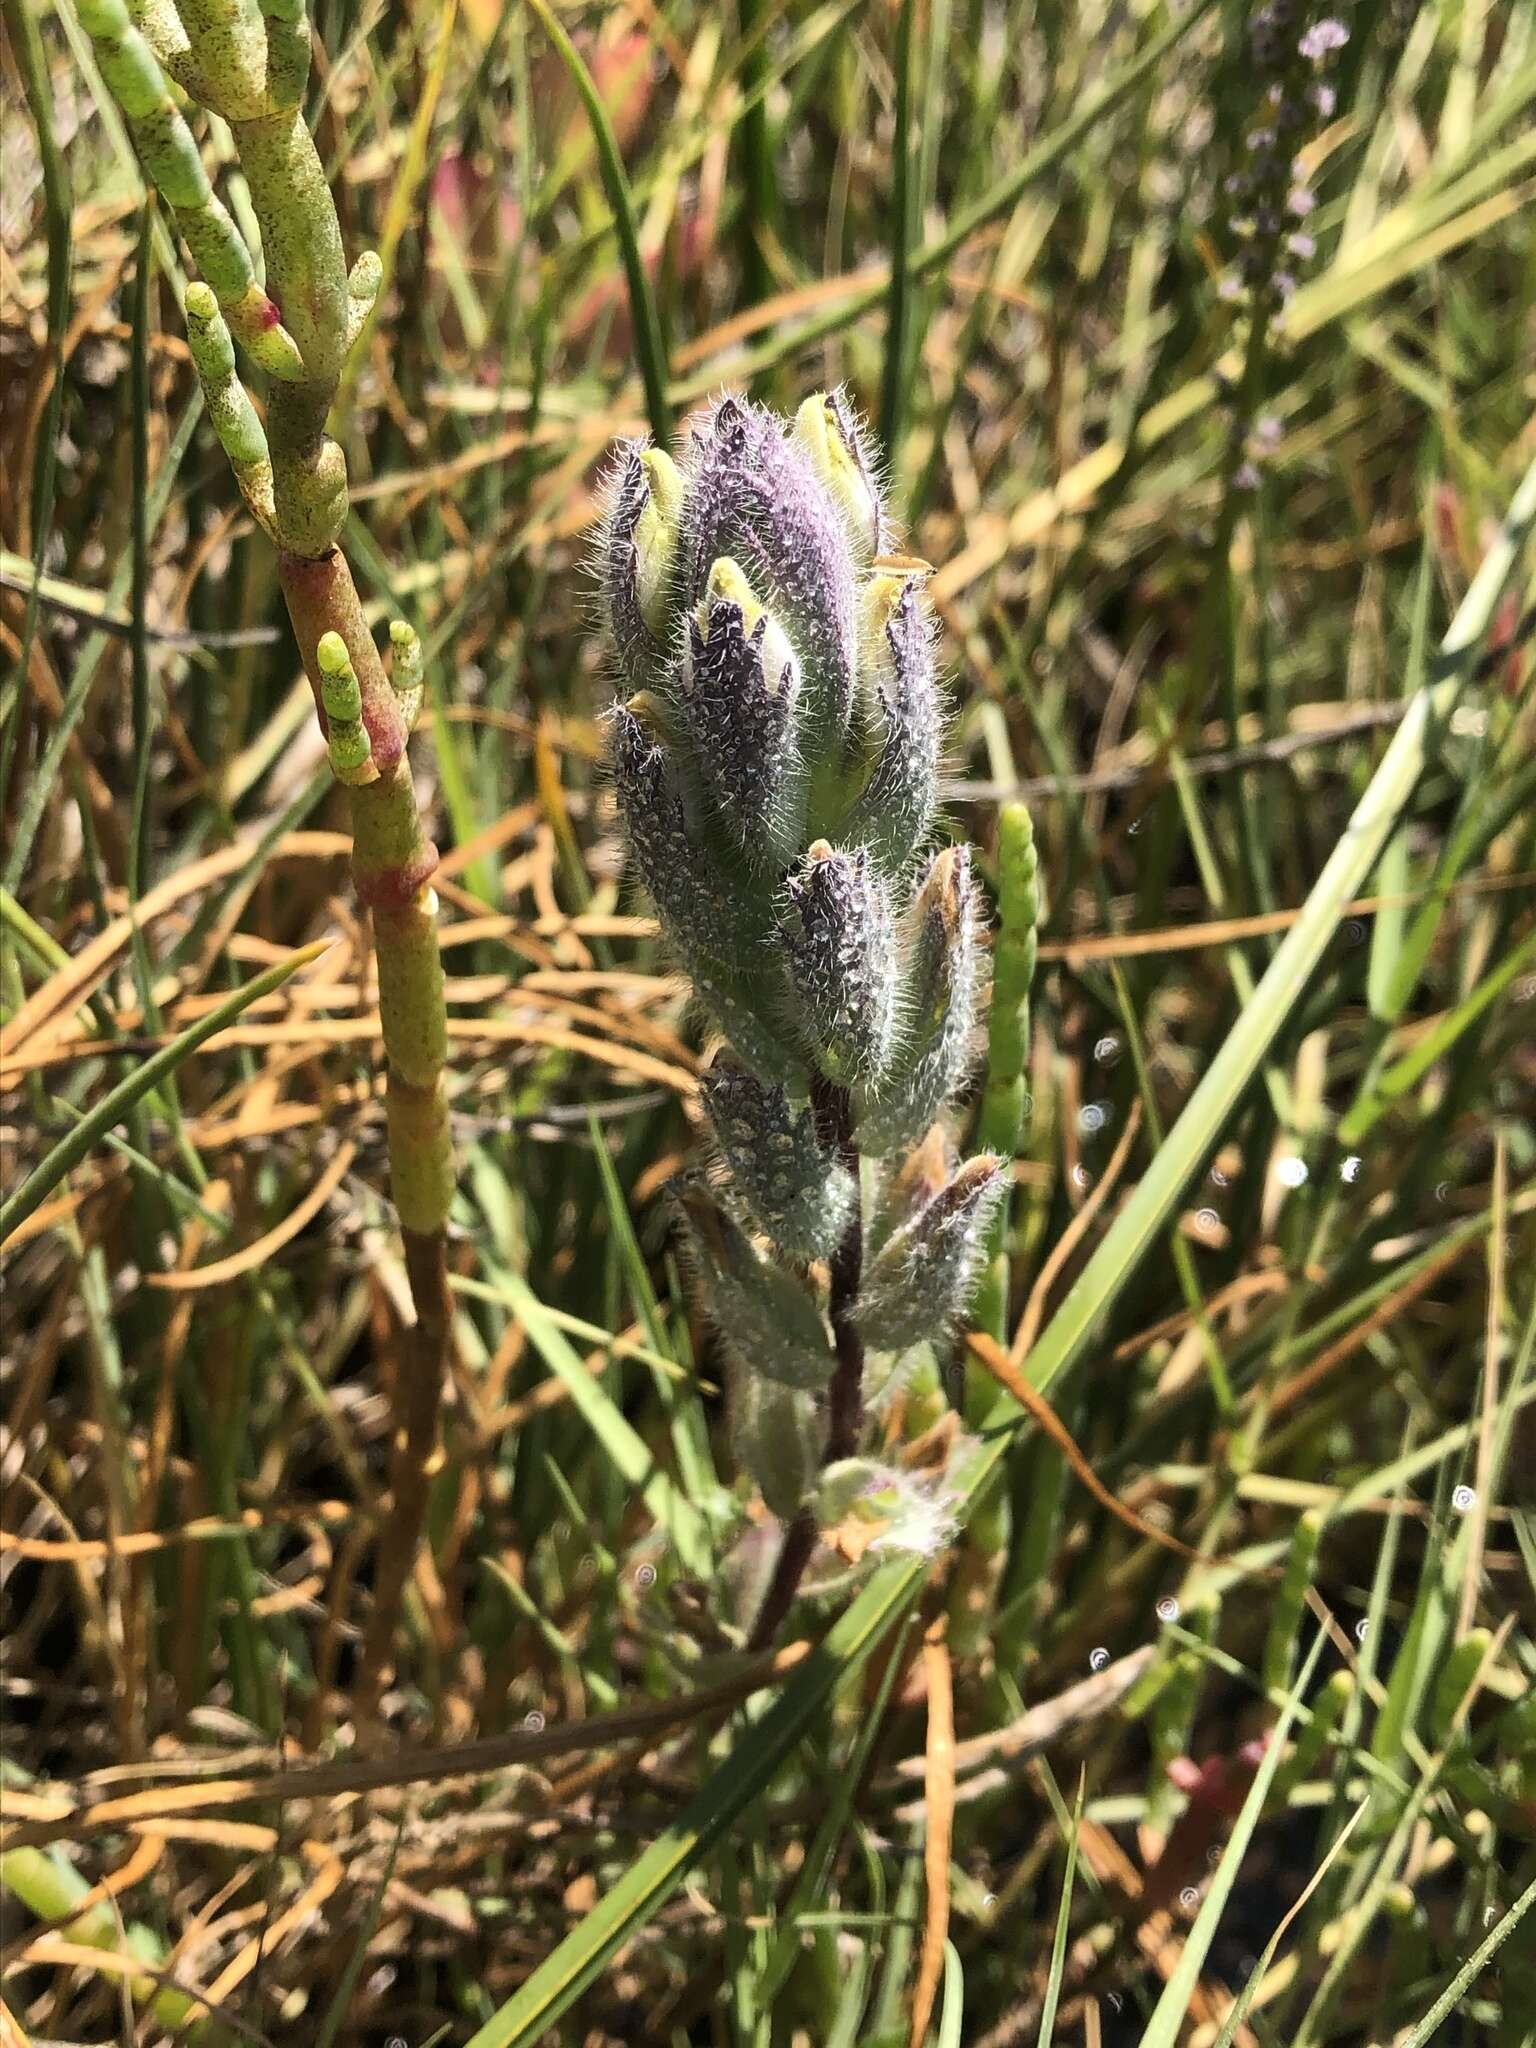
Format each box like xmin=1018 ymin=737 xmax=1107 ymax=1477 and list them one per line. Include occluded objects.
xmin=599 ymin=392 xmax=1026 ymax=1641
xmin=77 ymin=0 xmax=454 ymax=1697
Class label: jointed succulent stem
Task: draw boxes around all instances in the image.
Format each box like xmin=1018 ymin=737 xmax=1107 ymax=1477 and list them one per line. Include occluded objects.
xmin=80 ymin=0 xmax=455 ymax=1705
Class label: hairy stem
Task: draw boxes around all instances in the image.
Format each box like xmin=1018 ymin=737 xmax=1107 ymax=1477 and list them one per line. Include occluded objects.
xmin=748 ymin=1078 xmax=865 ymax=1648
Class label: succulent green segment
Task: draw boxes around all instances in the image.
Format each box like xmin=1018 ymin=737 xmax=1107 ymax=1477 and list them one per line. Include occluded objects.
xmin=600 ymin=394 xmax=1033 ymax=1559
xmin=86 ymin=0 xmax=456 ymax=1277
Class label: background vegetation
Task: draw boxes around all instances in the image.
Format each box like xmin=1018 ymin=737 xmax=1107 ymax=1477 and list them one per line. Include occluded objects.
xmin=1 ymin=0 xmax=1533 ymax=2042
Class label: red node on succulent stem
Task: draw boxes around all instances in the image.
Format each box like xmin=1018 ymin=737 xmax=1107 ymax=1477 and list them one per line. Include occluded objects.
xmin=356 ymin=845 xmax=440 ymax=913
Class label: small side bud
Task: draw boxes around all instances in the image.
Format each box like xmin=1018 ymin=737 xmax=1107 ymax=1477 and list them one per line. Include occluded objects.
xmin=345 ymin=249 xmax=383 ymax=351
xmin=701 ymin=1061 xmax=856 ymax=1261
xmin=602 ymin=443 xmax=686 ymax=684
xmin=733 ymin=1374 xmax=822 ymax=1521
xmin=183 ymin=281 xmax=272 ymax=515
xmin=674 ymin=1183 xmax=835 ymax=1394
xmin=844 ymin=573 xmax=941 ymax=872
xmin=781 ymin=842 xmax=897 ymax=1086
xmin=317 ymin=630 xmax=375 ymax=784
xmin=792 ymin=389 xmax=884 ymax=561
xmin=388 ymin=619 xmax=425 ymax=732
xmin=856 ymin=845 xmax=982 ymax=1155
xmin=680 ymin=557 xmax=806 ymax=866
xmin=855 ymin=1154 xmax=1006 ymax=1351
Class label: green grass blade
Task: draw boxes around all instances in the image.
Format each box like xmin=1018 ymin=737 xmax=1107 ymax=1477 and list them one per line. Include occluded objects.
xmin=493 ymin=1267 xmax=711 ymax=1575
xmin=1137 ymin=1627 xmax=1329 ymax=2048
xmin=1394 ymin=1873 xmax=1536 ymax=2048
xmin=460 ymin=1548 xmax=929 ymax=2048
xmin=877 ymin=0 xmax=918 ymax=466
xmin=1013 ymin=453 xmax=1536 ymax=1399
xmin=1035 ymin=1777 xmax=1084 ymax=2047
xmin=523 ymin=0 xmax=672 ymax=443
xmin=0 ymin=940 xmax=328 ymax=1245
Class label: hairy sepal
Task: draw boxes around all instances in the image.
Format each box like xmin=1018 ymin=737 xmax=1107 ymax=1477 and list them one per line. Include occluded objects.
xmin=855 ymin=844 xmax=982 ymax=1154
xmin=855 ymin=1153 xmax=1006 ymax=1351
xmin=701 ymin=1061 xmax=856 ymax=1261
xmin=674 ymin=1185 xmax=835 ymax=1394
xmin=780 ymin=842 xmax=897 ymax=1087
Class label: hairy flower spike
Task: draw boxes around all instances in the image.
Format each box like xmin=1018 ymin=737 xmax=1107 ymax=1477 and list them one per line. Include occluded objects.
xmin=856 ymin=1154 xmax=1006 ymax=1351
xmin=595 ymin=394 xmax=1036 ymax=1595
xmin=781 ymin=843 xmax=896 ymax=1085
xmin=701 ymin=1062 xmax=856 ymax=1261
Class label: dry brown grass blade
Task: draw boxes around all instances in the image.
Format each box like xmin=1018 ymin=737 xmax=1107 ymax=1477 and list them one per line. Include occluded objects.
xmin=966 ymin=1330 xmax=1216 ymax=1568
xmin=1 ymin=831 xmax=350 ymax=1055
xmin=145 ymin=1142 xmax=356 ymax=1292
xmin=1011 ymin=1100 xmax=1143 ymax=1365
xmin=0 ymin=1640 xmax=814 ymax=1852
xmin=909 ymin=1615 xmax=956 ymax=2048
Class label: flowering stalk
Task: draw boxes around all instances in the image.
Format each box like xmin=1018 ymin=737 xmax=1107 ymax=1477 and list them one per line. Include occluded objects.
xmin=600 ymin=393 xmax=1011 ymax=1639
xmin=77 ymin=0 xmax=454 ymax=1701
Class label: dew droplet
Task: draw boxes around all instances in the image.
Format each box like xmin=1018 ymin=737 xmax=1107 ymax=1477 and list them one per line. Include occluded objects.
xmin=1451 ymin=1484 xmax=1475 ymax=1513
xmin=523 ymin=1709 xmax=546 ymax=1732
xmin=1180 ymin=1886 xmax=1199 ymax=1910
xmin=1276 ymin=1154 xmax=1309 ymax=1189
xmin=1340 ymin=1154 xmax=1362 ymax=1183
xmin=1079 ymin=1101 xmax=1108 ymax=1135
xmin=1355 ymin=1618 xmax=1370 ymax=1642
xmin=1094 ymin=1034 xmax=1121 ymax=1064
xmin=1157 ymin=1596 xmax=1181 ymax=1624
xmin=1195 ymin=1207 xmax=1220 ymax=1233
xmin=636 ymin=1562 xmax=657 ymax=1588
xmin=1090 ymin=1646 xmax=1110 ymax=1672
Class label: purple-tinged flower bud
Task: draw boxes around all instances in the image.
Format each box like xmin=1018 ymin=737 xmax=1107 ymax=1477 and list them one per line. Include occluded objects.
xmin=1311 ymin=83 xmax=1337 ymax=116
xmin=733 ymin=1373 xmax=822 ymax=1520
xmin=678 ymin=396 xmax=858 ymax=744
xmin=781 ymin=842 xmax=897 ymax=1085
xmin=674 ymin=1181 xmax=835 ymax=1394
xmin=792 ymin=389 xmax=885 ymax=563
xmin=1287 ymin=231 xmax=1316 ymax=260
xmin=606 ymin=695 xmax=765 ymax=966
xmin=855 ymin=1153 xmax=1006 ymax=1351
xmin=1287 ymin=186 xmax=1316 ymax=215
xmin=856 ymin=846 xmax=981 ymax=1156
xmin=602 ymin=443 xmax=685 ymax=686
xmin=701 ymin=1060 xmax=856 ymax=1261
xmin=843 ymin=574 xmax=941 ymax=873
xmin=1298 ymin=18 xmax=1348 ymax=61
xmin=680 ymin=557 xmax=806 ymax=866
